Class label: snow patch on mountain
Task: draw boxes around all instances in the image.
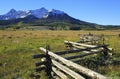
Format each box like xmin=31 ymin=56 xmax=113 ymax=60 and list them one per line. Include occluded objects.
xmin=30 ymin=7 xmax=48 ymax=18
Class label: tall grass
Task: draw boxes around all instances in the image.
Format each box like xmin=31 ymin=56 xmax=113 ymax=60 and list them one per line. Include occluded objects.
xmin=0 ymin=30 xmax=120 ymax=79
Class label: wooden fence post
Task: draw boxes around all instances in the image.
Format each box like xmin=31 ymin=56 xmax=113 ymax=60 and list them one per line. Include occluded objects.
xmin=102 ymin=45 xmax=112 ymax=65
xmin=103 ymin=45 xmax=109 ymax=56
xmin=45 ymin=45 xmax=52 ymax=78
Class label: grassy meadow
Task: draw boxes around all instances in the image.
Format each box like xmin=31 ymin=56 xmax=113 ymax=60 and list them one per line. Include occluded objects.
xmin=0 ymin=30 xmax=120 ymax=79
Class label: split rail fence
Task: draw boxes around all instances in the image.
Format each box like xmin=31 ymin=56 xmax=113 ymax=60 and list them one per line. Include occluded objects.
xmin=33 ymin=40 xmax=112 ymax=79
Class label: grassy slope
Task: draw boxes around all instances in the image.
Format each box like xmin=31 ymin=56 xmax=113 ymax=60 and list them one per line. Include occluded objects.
xmin=0 ymin=30 xmax=120 ymax=79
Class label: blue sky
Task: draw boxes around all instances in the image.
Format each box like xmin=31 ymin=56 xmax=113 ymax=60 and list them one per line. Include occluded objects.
xmin=0 ymin=0 xmax=120 ymax=25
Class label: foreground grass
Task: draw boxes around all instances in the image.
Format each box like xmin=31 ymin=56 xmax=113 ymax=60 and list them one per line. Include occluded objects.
xmin=0 ymin=30 xmax=120 ymax=79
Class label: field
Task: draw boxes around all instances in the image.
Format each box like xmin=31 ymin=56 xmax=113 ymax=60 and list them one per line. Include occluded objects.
xmin=0 ymin=30 xmax=120 ymax=79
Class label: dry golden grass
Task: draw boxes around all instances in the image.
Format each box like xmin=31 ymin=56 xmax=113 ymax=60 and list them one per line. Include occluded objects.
xmin=0 ymin=30 xmax=120 ymax=79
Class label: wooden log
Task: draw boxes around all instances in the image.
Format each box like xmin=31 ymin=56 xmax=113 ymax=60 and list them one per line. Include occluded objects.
xmin=40 ymin=47 xmax=109 ymax=79
xmin=52 ymin=59 xmax=85 ymax=79
xmin=55 ymin=44 xmax=108 ymax=55
xmin=108 ymin=48 xmax=113 ymax=51
xmin=52 ymin=66 xmax=68 ymax=79
xmin=64 ymin=40 xmax=96 ymax=47
xmin=65 ymin=50 xmax=103 ymax=60
xmin=33 ymin=54 xmax=46 ymax=59
xmin=72 ymin=44 xmax=103 ymax=53
xmin=64 ymin=40 xmax=109 ymax=48
xmin=73 ymin=44 xmax=105 ymax=53
xmin=72 ymin=44 xmax=85 ymax=49
xmin=35 ymin=61 xmax=46 ymax=67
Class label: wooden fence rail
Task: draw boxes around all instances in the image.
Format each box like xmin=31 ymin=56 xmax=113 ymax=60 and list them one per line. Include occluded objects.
xmin=65 ymin=49 xmax=103 ymax=60
xmin=33 ymin=40 xmax=112 ymax=79
xmin=52 ymin=66 xmax=68 ymax=79
xmin=55 ymin=44 xmax=108 ymax=55
xmin=64 ymin=40 xmax=112 ymax=56
xmin=64 ymin=40 xmax=98 ymax=48
xmin=39 ymin=47 xmax=109 ymax=79
xmin=52 ymin=59 xmax=85 ymax=79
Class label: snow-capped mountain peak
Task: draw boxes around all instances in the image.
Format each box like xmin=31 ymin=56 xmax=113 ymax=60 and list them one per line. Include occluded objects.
xmin=6 ymin=9 xmax=17 ymax=15
xmin=43 ymin=9 xmax=65 ymax=18
xmin=0 ymin=8 xmax=66 ymax=20
xmin=7 ymin=9 xmax=17 ymax=14
xmin=30 ymin=7 xmax=48 ymax=18
xmin=50 ymin=9 xmax=64 ymax=14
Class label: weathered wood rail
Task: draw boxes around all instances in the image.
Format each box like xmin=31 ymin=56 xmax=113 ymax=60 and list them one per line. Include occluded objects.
xmin=33 ymin=40 xmax=112 ymax=79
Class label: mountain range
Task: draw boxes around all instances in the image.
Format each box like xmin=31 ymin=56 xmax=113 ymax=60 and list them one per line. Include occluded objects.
xmin=0 ymin=7 xmax=65 ymax=20
xmin=0 ymin=7 xmax=119 ymax=30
